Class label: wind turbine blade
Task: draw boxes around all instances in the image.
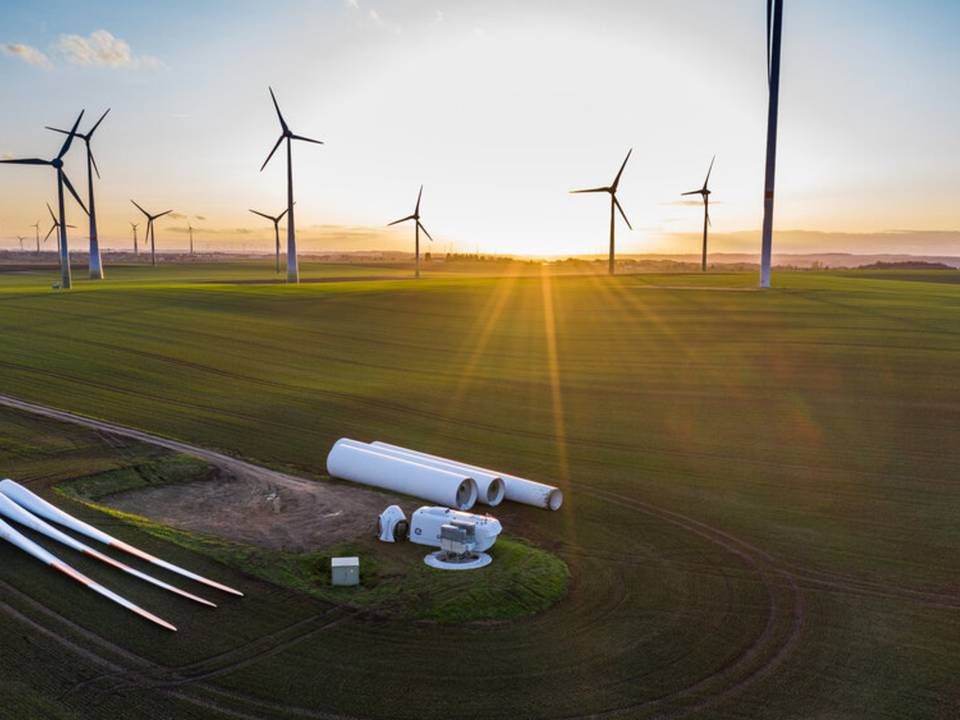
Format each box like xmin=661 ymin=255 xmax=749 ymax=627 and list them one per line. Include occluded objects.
xmin=88 ymin=108 xmax=111 ymax=137
xmin=0 ymin=479 xmax=244 ymax=597
xmin=703 ymin=154 xmax=715 ymax=190
xmin=260 ymin=135 xmax=284 ymax=172
xmin=681 ymin=190 xmax=702 ymax=196
xmin=65 ymin=224 xmax=77 ymax=229
xmin=277 ymin=206 xmax=289 ymax=221
xmin=0 ymin=158 xmax=50 ymax=165
xmin=44 ymin=225 xmax=56 ymax=242
xmin=290 ymin=133 xmax=324 ymax=145
xmin=47 ymin=203 xmax=58 ymax=223
xmin=249 ymin=209 xmax=274 ymax=221
xmin=418 ymin=221 xmax=434 ymax=242
xmin=611 ymin=148 xmax=632 ymax=191
xmin=268 ymin=86 xmax=289 ymax=132
xmin=0 ymin=493 xmax=215 ymax=608
xmin=61 ymin=172 xmax=88 ymax=215
xmin=154 ymin=210 xmax=174 ymax=219
xmin=57 ymin=110 xmax=85 ymax=160
xmin=614 ymin=196 xmax=632 ymax=230
xmin=415 ymin=185 xmax=423 ymax=215
xmin=45 ymin=126 xmax=71 ymax=136
xmin=387 ymin=214 xmax=416 ymax=227
xmin=90 ymin=149 xmax=101 ymax=180
xmin=570 ymin=186 xmax=609 ymax=194
xmin=131 ymin=199 xmax=150 ymax=217
xmin=0 ymin=516 xmax=177 ymax=631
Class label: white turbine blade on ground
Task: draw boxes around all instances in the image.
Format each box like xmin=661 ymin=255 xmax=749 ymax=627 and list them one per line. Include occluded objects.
xmin=0 ymin=493 xmax=216 ymax=608
xmin=0 ymin=479 xmax=243 ymax=597
xmin=0 ymin=516 xmax=176 ymax=631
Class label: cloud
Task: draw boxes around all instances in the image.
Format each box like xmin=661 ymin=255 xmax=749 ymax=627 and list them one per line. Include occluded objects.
xmin=368 ymin=8 xmax=382 ymax=23
xmin=347 ymin=0 xmax=359 ymax=8
xmin=56 ymin=30 xmax=162 ymax=70
xmin=194 ymin=215 xmax=206 ymax=221
xmin=167 ymin=212 xmax=187 ymax=220
xmin=2 ymin=43 xmax=51 ymax=68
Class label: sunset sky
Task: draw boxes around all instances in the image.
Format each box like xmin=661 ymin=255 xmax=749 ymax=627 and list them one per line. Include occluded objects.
xmin=1 ymin=0 xmax=957 ymax=256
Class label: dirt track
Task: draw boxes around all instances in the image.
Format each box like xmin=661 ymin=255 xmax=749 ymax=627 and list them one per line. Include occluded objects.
xmin=0 ymin=393 xmax=389 ymax=551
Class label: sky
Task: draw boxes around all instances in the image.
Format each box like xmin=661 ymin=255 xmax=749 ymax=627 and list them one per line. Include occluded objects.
xmin=0 ymin=0 xmax=958 ymax=257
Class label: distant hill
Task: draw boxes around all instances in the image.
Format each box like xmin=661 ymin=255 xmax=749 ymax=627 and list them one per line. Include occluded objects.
xmin=856 ymin=261 xmax=956 ymax=271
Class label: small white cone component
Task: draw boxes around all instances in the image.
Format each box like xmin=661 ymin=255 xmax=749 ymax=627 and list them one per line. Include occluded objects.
xmin=371 ymin=441 xmax=564 ymax=510
xmin=0 ymin=516 xmax=177 ymax=631
xmin=0 ymin=479 xmax=243 ymax=597
xmin=0 ymin=493 xmax=216 ymax=608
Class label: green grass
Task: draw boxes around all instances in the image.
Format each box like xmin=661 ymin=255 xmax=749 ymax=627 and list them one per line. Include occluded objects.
xmin=0 ymin=264 xmax=958 ymax=719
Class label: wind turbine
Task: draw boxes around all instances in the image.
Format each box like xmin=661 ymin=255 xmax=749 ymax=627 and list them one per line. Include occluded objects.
xmin=44 ymin=203 xmax=76 ymax=258
xmin=0 ymin=111 xmax=87 ymax=289
xmin=249 ymin=206 xmax=289 ymax=273
xmin=46 ymin=109 xmax=110 ymax=280
xmin=130 ymin=222 xmax=139 ymax=254
xmin=188 ymin=223 xmax=195 ymax=255
xmin=681 ymin=155 xmax=716 ymax=272
xmin=387 ymin=185 xmax=434 ymax=279
xmin=260 ymin=86 xmax=323 ymax=283
xmin=16 ymin=235 xmax=26 ymax=251
xmin=570 ymin=149 xmax=633 ymax=275
xmin=31 ymin=220 xmax=40 ymax=254
xmin=131 ymin=200 xmax=172 ymax=267
xmin=760 ymin=0 xmax=784 ymax=288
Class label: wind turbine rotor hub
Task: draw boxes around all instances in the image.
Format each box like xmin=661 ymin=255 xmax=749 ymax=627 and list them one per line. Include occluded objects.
xmin=51 ymin=158 xmax=63 ymax=169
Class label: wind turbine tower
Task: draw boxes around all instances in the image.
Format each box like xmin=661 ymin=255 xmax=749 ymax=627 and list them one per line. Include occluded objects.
xmin=131 ymin=222 xmax=139 ymax=254
xmin=681 ymin=155 xmax=716 ymax=272
xmin=0 ymin=111 xmax=87 ymax=289
xmin=47 ymin=109 xmax=110 ymax=280
xmin=759 ymin=0 xmax=784 ymax=288
xmin=249 ymin=206 xmax=289 ymax=273
xmin=260 ymin=87 xmax=324 ymax=283
xmin=131 ymin=200 xmax=172 ymax=267
xmin=388 ymin=185 xmax=435 ymax=279
xmin=571 ymin=149 xmax=633 ymax=275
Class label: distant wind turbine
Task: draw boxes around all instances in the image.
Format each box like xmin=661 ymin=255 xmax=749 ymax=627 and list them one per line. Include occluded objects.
xmin=388 ymin=185 xmax=434 ymax=279
xmin=681 ymin=155 xmax=716 ymax=272
xmin=130 ymin=222 xmax=139 ymax=254
xmin=249 ymin=206 xmax=289 ymax=273
xmin=760 ymin=0 xmax=784 ymax=288
xmin=46 ymin=109 xmax=110 ymax=280
xmin=16 ymin=235 xmax=26 ymax=251
xmin=31 ymin=220 xmax=40 ymax=255
xmin=188 ymin=223 xmax=195 ymax=255
xmin=44 ymin=202 xmax=77 ymax=252
xmin=571 ymin=149 xmax=633 ymax=275
xmin=131 ymin=200 xmax=173 ymax=267
xmin=0 ymin=110 xmax=88 ymax=289
xmin=260 ymin=86 xmax=324 ymax=283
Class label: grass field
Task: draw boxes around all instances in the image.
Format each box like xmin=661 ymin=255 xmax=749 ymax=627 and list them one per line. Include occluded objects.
xmin=0 ymin=261 xmax=958 ymax=719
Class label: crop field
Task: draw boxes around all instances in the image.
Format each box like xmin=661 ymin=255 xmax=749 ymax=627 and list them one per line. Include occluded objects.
xmin=0 ymin=263 xmax=958 ymax=719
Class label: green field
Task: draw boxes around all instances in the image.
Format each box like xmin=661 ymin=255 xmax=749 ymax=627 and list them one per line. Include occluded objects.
xmin=0 ymin=262 xmax=958 ymax=719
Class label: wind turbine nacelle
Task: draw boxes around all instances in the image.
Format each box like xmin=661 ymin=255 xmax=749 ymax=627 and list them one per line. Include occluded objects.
xmin=408 ymin=506 xmax=502 ymax=552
